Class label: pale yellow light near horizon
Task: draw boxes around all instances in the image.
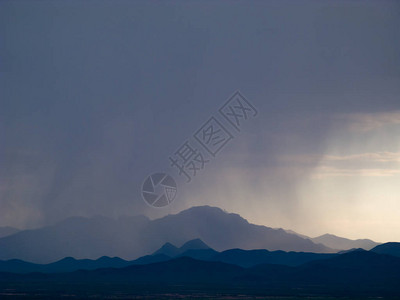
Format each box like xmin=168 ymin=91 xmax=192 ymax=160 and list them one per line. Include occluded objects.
xmin=183 ymin=111 xmax=400 ymax=243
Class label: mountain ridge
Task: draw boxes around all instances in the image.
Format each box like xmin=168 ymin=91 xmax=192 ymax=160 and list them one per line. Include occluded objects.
xmin=284 ymin=229 xmax=380 ymax=250
xmin=2 ymin=250 xmax=400 ymax=296
xmin=0 ymin=206 xmax=334 ymax=263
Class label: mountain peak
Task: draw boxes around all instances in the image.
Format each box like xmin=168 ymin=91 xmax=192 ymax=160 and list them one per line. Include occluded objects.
xmin=178 ymin=205 xmax=226 ymax=216
xmin=152 ymin=239 xmax=212 ymax=258
xmin=318 ymin=233 xmax=336 ymax=238
xmin=0 ymin=205 xmax=334 ymax=263
xmin=180 ymin=239 xmax=210 ymax=252
xmin=152 ymin=242 xmax=180 ymax=257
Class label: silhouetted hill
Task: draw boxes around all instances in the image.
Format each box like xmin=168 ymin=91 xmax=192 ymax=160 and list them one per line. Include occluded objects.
xmin=0 ymin=247 xmax=335 ymax=273
xmin=0 ymin=256 xmax=132 ymax=273
xmin=46 ymin=256 xmax=131 ymax=272
xmin=209 ymin=248 xmax=336 ymax=267
xmin=293 ymin=249 xmax=400 ymax=287
xmin=0 ymin=259 xmax=38 ymax=274
xmin=0 ymin=206 xmax=333 ymax=263
xmin=337 ymin=247 xmax=365 ymax=254
xmin=0 ymin=241 xmax=335 ymax=273
xmin=371 ymin=242 xmax=400 ymax=257
xmin=0 ymin=257 xmax=244 ymax=284
xmin=88 ymin=257 xmax=244 ymax=284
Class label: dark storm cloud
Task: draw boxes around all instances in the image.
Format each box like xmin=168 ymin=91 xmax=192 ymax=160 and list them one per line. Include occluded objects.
xmin=1 ymin=0 xmax=399 ymax=229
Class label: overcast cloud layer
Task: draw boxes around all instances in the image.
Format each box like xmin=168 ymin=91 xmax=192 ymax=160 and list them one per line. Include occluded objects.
xmin=1 ymin=0 xmax=400 ymax=241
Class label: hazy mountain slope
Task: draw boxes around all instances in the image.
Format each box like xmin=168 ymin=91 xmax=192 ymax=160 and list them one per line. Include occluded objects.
xmin=142 ymin=206 xmax=332 ymax=254
xmin=311 ymin=233 xmax=380 ymax=250
xmin=282 ymin=229 xmax=310 ymax=239
xmin=0 ymin=206 xmax=333 ymax=263
xmin=0 ymin=215 xmax=151 ymax=263
xmin=0 ymin=227 xmax=20 ymax=238
xmin=285 ymin=230 xmax=380 ymax=250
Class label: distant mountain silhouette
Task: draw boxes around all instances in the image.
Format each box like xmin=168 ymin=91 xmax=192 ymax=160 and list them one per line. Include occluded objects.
xmin=296 ymin=249 xmax=400 ymax=286
xmin=45 ymin=256 xmax=132 ymax=272
xmin=0 ymin=238 xmax=336 ymax=273
xmin=311 ymin=233 xmax=380 ymax=250
xmin=6 ymin=239 xmax=400 ymax=275
xmin=0 ymin=226 xmax=19 ymax=238
xmin=149 ymin=239 xmax=216 ymax=262
xmin=371 ymin=242 xmax=400 ymax=257
xmin=0 ymin=206 xmax=333 ymax=263
xmin=0 ymin=256 xmax=132 ymax=273
xmin=285 ymin=230 xmax=380 ymax=250
xmin=245 ymin=250 xmax=400 ymax=292
xmin=337 ymin=247 xmax=365 ymax=254
xmin=0 ymin=259 xmax=39 ymax=274
xmin=139 ymin=239 xmax=337 ymax=268
xmin=208 ymin=248 xmax=336 ymax=267
xmin=153 ymin=238 xmax=211 ymax=257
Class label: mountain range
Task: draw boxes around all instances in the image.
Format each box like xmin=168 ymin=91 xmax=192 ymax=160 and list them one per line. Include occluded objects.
xmin=1 ymin=238 xmax=397 ymax=274
xmin=310 ymin=233 xmax=379 ymax=250
xmin=284 ymin=230 xmax=380 ymax=250
xmin=0 ymin=238 xmax=333 ymax=273
xmin=1 ymin=248 xmax=400 ymax=297
xmin=0 ymin=206 xmax=338 ymax=263
xmin=0 ymin=227 xmax=398 ymax=298
xmin=0 ymin=206 xmax=383 ymax=264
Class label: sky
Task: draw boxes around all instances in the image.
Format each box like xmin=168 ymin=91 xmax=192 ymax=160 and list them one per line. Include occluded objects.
xmin=1 ymin=0 xmax=400 ymax=242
